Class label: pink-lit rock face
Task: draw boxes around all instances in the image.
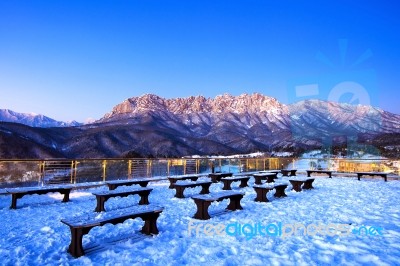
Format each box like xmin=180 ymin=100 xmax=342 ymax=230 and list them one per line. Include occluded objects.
xmin=102 ymin=93 xmax=288 ymax=118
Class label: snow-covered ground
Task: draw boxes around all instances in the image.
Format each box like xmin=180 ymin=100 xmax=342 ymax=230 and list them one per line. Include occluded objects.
xmin=1 ymin=174 xmax=400 ymax=265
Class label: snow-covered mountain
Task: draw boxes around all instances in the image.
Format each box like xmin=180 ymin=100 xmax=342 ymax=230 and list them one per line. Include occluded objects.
xmin=99 ymin=93 xmax=400 ymax=141
xmin=0 ymin=109 xmax=81 ymax=127
xmin=1 ymin=93 xmax=400 ymax=158
xmin=103 ymin=93 xmax=287 ymax=118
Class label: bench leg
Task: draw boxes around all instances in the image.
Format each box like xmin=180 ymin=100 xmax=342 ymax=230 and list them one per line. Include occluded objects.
xmin=139 ymin=191 xmax=150 ymax=204
xmin=307 ymin=172 xmax=311 ymax=177
xmin=174 ymin=187 xmax=185 ymax=198
xmin=227 ymin=195 xmax=243 ymax=211
xmin=168 ymin=180 xmax=175 ymax=189
xmin=62 ymin=191 xmax=70 ymax=202
xmin=193 ymin=199 xmax=212 ymax=220
xmin=254 ymin=176 xmax=262 ymax=185
xmin=274 ymin=187 xmax=287 ymax=198
xmin=10 ymin=194 xmax=22 ymax=209
xmin=357 ymin=174 xmax=361 ymax=181
xmin=200 ymin=184 xmax=211 ymax=194
xmin=139 ymin=182 xmax=149 ymax=187
xmin=382 ymin=175 xmax=387 ymax=182
xmin=303 ymin=180 xmax=314 ymax=189
xmin=95 ymin=196 xmax=106 ymax=212
xmin=254 ymin=187 xmax=269 ymax=202
xmin=141 ymin=212 xmax=161 ymax=235
xmin=239 ymin=179 xmax=249 ymax=187
xmin=68 ymin=227 xmax=90 ymax=258
xmin=291 ymin=182 xmax=303 ymax=192
xmin=222 ymin=180 xmax=232 ymax=190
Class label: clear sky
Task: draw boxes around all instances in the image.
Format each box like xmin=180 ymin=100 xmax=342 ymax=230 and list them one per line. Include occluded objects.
xmin=0 ymin=0 xmax=399 ymax=122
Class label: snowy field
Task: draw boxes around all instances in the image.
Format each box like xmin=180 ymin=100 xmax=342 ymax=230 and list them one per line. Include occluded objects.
xmin=1 ymin=174 xmax=400 ymax=265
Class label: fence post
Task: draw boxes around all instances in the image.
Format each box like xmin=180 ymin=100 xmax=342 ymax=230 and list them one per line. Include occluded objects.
xmin=73 ymin=161 xmax=78 ymax=184
xmin=39 ymin=160 xmax=45 ymax=186
xmin=147 ymin=160 xmax=152 ymax=177
xmin=102 ymin=160 xmax=107 ymax=182
xmin=70 ymin=161 xmax=74 ymax=184
xmin=128 ymin=160 xmax=132 ymax=179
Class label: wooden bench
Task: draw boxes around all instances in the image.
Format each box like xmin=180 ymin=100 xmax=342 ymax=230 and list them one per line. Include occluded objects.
xmin=61 ymin=205 xmax=163 ymax=257
xmin=92 ymin=187 xmax=153 ymax=212
xmin=6 ymin=185 xmax=73 ymax=209
xmin=208 ymin=173 xmax=233 ymax=183
xmin=168 ymin=175 xmax=199 ymax=188
xmin=106 ymin=179 xmax=150 ymax=190
xmin=221 ymin=176 xmax=250 ymax=190
xmin=289 ymin=178 xmax=315 ymax=192
xmin=307 ymin=170 xmax=333 ymax=178
xmin=252 ymin=173 xmax=278 ymax=185
xmin=281 ymin=169 xmax=297 ymax=177
xmin=173 ymin=181 xmax=212 ymax=198
xmin=357 ymin=172 xmax=388 ymax=182
xmin=191 ymin=191 xmax=244 ymax=220
xmin=253 ymin=183 xmax=289 ymax=202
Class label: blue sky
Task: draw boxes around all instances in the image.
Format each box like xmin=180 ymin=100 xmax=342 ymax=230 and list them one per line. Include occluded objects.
xmin=0 ymin=1 xmax=399 ymax=122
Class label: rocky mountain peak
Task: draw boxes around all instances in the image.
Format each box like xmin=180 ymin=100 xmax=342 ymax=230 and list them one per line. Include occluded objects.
xmin=102 ymin=93 xmax=287 ymax=121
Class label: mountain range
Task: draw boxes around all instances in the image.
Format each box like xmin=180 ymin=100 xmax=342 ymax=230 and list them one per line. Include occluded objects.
xmin=0 ymin=109 xmax=81 ymax=127
xmin=1 ymin=93 xmax=400 ymax=159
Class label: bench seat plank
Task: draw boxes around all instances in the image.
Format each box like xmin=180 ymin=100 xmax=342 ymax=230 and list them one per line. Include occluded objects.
xmin=208 ymin=173 xmax=233 ymax=183
xmin=168 ymin=175 xmax=199 ymax=188
xmin=106 ymin=179 xmax=150 ymax=190
xmin=259 ymin=170 xmax=281 ymax=174
xmin=192 ymin=191 xmax=244 ymax=201
xmin=252 ymin=173 xmax=277 ymax=185
xmin=357 ymin=172 xmax=388 ymax=182
xmin=306 ymin=170 xmax=332 ymax=178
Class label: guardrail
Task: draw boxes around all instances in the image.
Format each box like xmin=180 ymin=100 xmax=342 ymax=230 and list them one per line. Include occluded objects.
xmin=0 ymin=157 xmax=399 ymax=188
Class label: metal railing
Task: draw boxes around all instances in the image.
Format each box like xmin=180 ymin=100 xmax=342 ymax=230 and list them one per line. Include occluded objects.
xmin=0 ymin=157 xmax=399 ymax=188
